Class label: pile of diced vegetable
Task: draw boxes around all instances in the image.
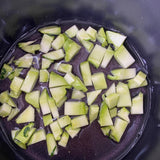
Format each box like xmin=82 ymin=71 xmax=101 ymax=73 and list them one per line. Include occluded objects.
xmin=0 ymin=24 xmax=148 ymax=157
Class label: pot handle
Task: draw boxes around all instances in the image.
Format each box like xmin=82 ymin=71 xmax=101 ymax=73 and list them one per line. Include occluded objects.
xmin=151 ymin=81 xmax=160 ymax=128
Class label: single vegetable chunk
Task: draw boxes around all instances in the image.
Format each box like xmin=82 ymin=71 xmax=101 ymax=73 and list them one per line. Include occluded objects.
xmin=39 ymin=69 xmax=49 ymax=82
xmin=101 ymin=47 xmax=114 ymax=68
xmin=116 ymin=82 xmax=131 ymax=107
xmin=7 ymin=107 xmax=20 ymax=121
xmin=8 ymin=68 xmax=22 ymax=81
xmin=81 ymin=40 xmax=94 ymax=53
xmin=25 ymin=90 xmax=40 ymax=109
xmin=89 ymin=104 xmax=99 ymax=123
xmin=96 ymin=27 xmax=107 ymax=47
xmin=109 ymin=107 xmax=117 ymax=118
xmin=86 ymin=26 xmax=97 ymax=42
xmin=0 ymin=90 xmax=16 ymax=107
xmin=107 ymin=68 xmax=136 ymax=80
xmin=28 ymin=129 xmax=46 ymax=145
xmin=39 ymin=26 xmax=61 ymax=35
xmin=43 ymin=114 xmax=53 ymax=126
xmin=46 ymin=133 xmax=58 ymax=156
xmin=40 ymin=89 xmax=51 ymax=115
xmin=21 ymin=68 xmax=39 ymax=93
xmin=15 ymin=54 xmax=33 ymax=68
xmin=49 ymin=72 xmax=69 ymax=88
xmin=19 ymin=44 xmax=40 ymax=54
xmin=50 ymin=121 xmax=63 ymax=141
xmin=41 ymin=58 xmax=53 ymax=69
xmin=88 ymin=44 xmax=106 ymax=68
xmin=71 ymin=115 xmax=89 ymax=129
xmin=117 ymin=107 xmax=130 ymax=122
xmin=110 ymin=117 xmax=129 ymax=142
xmin=65 ymin=25 xmax=79 ymax=38
xmin=98 ymin=102 xmax=113 ymax=127
xmin=40 ymin=34 xmax=54 ymax=53
xmin=43 ymin=49 xmax=65 ymax=60
xmin=18 ymin=40 xmax=36 ymax=48
xmin=104 ymin=83 xmax=116 ymax=97
xmin=15 ymin=123 xmax=36 ymax=144
xmin=71 ymin=89 xmax=85 ymax=100
xmin=101 ymin=126 xmax=111 ymax=136
xmin=128 ymin=71 xmax=147 ymax=89
xmin=91 ymin=72 xmax=107 ymax=90
xmin=64 ymin=101 xmax=88 ymax=116
xmin=76 ymin=28 xmax=91 ymax=42
xmin=52 ymin=34 xmax=66 ymax=50
xmin=16 ymin=105 xmax=35 ymax=124
xmin=131 ymin=92 xmax=143 ymax=114
xmin=53 ymin=63 xmax=72 ymax=73
xmin=58 ymin=116 xmax=71 ymax=128
xmin=87 ymin=90 xmax=102 ymax=105
xmin=0 ymin=64 xmax=13 ymax=79
xmin=106 ymin=31 xmax=126 ymax=50
xmin=58 ymin=131 xmax=69 ymax=147
xmin=63 ymin=38 xmax=81 ymax=62
xmin=80 ymin=61 xmax=92 ymax=86
xmin=0 ymin=103 xmax=12 ymax=118
xmin=65 ymin=125 xmax=81 ymax=138
xmin=114 ymin=45 xmax=135 ymax=68
xmin=64 ymin=72 xmax=75 ymax=85
xmin=104 ymin=93 xmax=119 ymax=109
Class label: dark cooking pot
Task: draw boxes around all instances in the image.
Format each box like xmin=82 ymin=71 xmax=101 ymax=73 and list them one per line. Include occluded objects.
xmin=0 ymin=0 xmax=160 ymax=160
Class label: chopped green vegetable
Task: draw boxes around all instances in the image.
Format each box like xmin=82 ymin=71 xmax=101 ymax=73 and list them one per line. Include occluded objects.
xmin=109 ymin=107 xmax=117 ymax=118
xmin=86 ymin=26 xmax=97 ymax=42
xmin=65 ymin=25 xmax=79 ymax=38
xmin=39 ymin=26 xmax=61 ymax=35
xmin=58 ymin=116 xmax=71 ymax=128
xmin=7 ymin=107 xmax=20 ymax=121
xmin=0 ymin=103 xmax=12 ymax=118
xmin=43 ymin=114 xmax=53 ymax=126
xmin=96 ymin=27 xmax=107 ymax=47
xmin=117 ymin=107 xmax=130 ymax=122
xmin=18 ymin=40 xmax=36 ymax=48
xmin=89 ymin=104 xmax=99 ymax=123
xmin=39 ymin=69 xmax=49 ymax=82
xmin=71 ymin=89 xmax=85 ymax=100
xmin=0 ymin=64 xmax=13 ymax=79
xmin=58 ymin=131 xmax=69 ymax=147
xmin=101 ymin=126 xmax=111 ymax=136
xmin=65 ymin=125 xmax=81 ymax=138
xmin=81 ymin=40 xmax=94 ymax=52
xmin=52 ymin=34 xmax=66 ymax=50
xmin=87 ymin=90 xmax=102 ymax=105
xmin=41 ymin=58 xmax=53 ymax=69
xmin=19 ymin=44 xmax=40 ymax=54
xmin=8 ymin=68 xmax=22 ymax=80
xmin=104 ymin=83 xmax=116 ymax=97
xmin=53 ymin=63 xmax=72 ymax=73
xmin=76 ymin=28 xmax=91 ymax=42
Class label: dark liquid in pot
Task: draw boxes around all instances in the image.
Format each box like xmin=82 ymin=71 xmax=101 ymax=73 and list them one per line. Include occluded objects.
xmin=0 ymin=20 xmax=151 ymax=160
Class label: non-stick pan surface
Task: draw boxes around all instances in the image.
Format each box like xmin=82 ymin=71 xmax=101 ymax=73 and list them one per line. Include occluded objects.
xmin=0 ymin=20 xmax=151 ymax=160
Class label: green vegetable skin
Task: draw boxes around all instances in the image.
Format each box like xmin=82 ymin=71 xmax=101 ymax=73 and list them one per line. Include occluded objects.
xmin=0 ymin=24 xmax=149 ymax=156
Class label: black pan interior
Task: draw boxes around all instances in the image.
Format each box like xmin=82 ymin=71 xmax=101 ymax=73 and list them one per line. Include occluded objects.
xmin=0 ymin=20 xmax=151 ymax=160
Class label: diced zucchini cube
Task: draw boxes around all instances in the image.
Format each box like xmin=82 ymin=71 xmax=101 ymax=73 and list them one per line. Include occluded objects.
xmin=106 ymin=30 xmax=126 ymax=50
xmin=58 ymin=131 xmax=69 ymax=147
xmin=46 ymin=133 xmax=58 ymax=156
xmin=25 ymin=90 xmax=40 ymax=109
xmin=19 ymin=44 xmax=40 ymax=54
xmin=65 ymin=25 xmax=79 ymax=38
xmin=71 ymin=89 xmax=85 ymax=100
xmin=80 ymin=61 xmax=92 ymax=86
xmin=109 ymin=107 xmax=117 ymax=118
xmin=104 ymin=93 xmax=119 ymax=109
xmin=86 ymin=26 xmax=97 ymax=42
xmin=110 ymin=117 xmax=128 ymax=142
xmin=15 ymin=54 xmax=33 ymax=68
xmin=58 ymin=116 xmax=71 ymax=128
xmin=81 ymin=40 xmax=94 ymax=53
xmin=96 ymin=27 xmax=107 ymax=46
xmin=49 ymin=72 xmax=69 ymax=88
xmin=71 ymin=115 xmax=89 ymax=129
xmin=98 ymin=102 xmax=113 ymax=127
xmin=101 ymin=126 xmax=111 ymax=136
xmin=88 ymin=44 xmax=106 ymax=68
xmin=116 ymin=82 xmax=131 ymax=107
xmin=117 ymin=107 xmax=130 ymax=122
xmin=43 ymin=114 xmax=53 ymax=127
xmin=52 ymin=34 xmax=66 ymax=50
xmin=7 ymin=107 xmax=20 ymax=121
xmin=43 ymin=49 xmax=65 ymax=60
xmin=39 ymin=26 xmax=61 ymax=35
xmin=40 ymin=34 xmax=54 ymax=53
xmin=65 ymin=125 xmax=81 ymax=138
xmin=18 ymin=40 xmax=36 ymax=48
xmin=50 ymin=121 xmax=63 ymax=141
xmin=53 ymin=63 xmax=72 ymax=73
xmin=28 ymin=129 xmax=46 ymax=145
xmin=56 ymin=96 xmax=67 ymax=108
xmin=87 ymin=90 xmax=102 ymax=105
xmin=63 ymin=38 xmax=81 ymax=62
xmin=48 ymin=97 xmax=59 ymax=119
xmin=131 ymin=92 xmax=143 ymax=114
xmin=40 ymin=89 xmax=51 ymax=115
xmin=64 ymin=72 xmax=76 ymax=85
xmin=39 ymin=69 xmax=49 ymax=83
xmin=114 ymin=45 xmax=135 ymax=68
xmin=8 ymin=68 xmax=22 ymax=81
xmin=0 ymin=103 xmax=12 ymax=118
xmin=0 ymin=63 xmax=13 ymax=79
xmin=21 ymin=68 xmax=39 ymax=93
xmin=89 ymin=104 xmax=99 ymax=123
xmin=76 ymin=28 xmax=91 ymax=42
xmin=64 ymin=101 xmax=88 ymax=115
xmin=92 ymin=72 xmax=107 ymax=90
xmin=16 ymin=105 xmax=35 ymax=124
xmin=41 ymin=58 xmax=53 ymax=69
xmin=104 ymin=83 xmax=116 ymax=97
